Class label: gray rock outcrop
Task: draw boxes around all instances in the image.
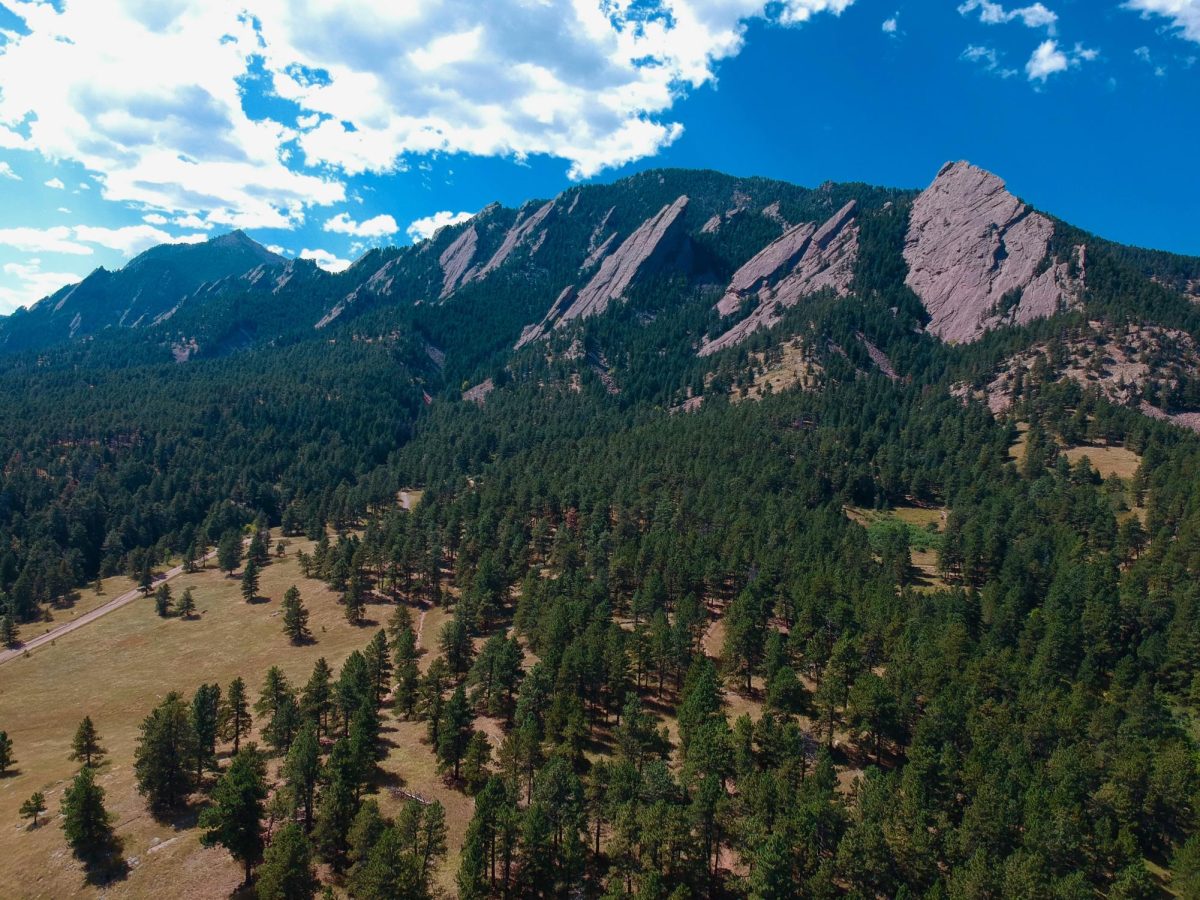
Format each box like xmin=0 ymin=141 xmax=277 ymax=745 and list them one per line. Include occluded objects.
xmin=700 ymin=201 xmax=859 ymax=356
xmin=903 ymin=161 xmax=1082 ymax=343
xmin=517 ymin=196 xmax=690 ymax=348
xmin=439 ymin=225 xmax=479 ymax=298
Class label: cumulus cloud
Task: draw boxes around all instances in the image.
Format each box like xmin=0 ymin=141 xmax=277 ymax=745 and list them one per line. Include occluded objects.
xmin=958 ymin=0 xmax=1058 ymax=30
xmin=300 ymin=247 xmax=352 ymax=273
xmin=1026 ymin=39 xmax=1098 ymax=81
xmin=961 ymin=44 xmax=1019 ymax=77
xmin=882 ymin=13 xmax=899 ymax=34
xmin=1124 ymin=0 xmax=1200 ymax=44
xmin=406 ymin=210 xmax=475 ymax=243
xmin=0 ymin=161 xmax=19 ymax=180
xmin=323 ymin=212 xmax=400 ymax=238
xmin=44 ymin=177 xmax=65 ymax=190
xmin=0 ymin=0 xmax=858 ymax=231
xmin=0 ymin=259 xmax=91 ymax=313
xmin=0 ymin=224 xmax=205 ymax=257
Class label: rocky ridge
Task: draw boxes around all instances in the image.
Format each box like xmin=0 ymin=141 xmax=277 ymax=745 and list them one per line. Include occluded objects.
xmin=516 ymin=195 xmax=691 ymax=348
xmin=904 ymin=161 xmax=1084 ymax=343
xmin=699 ymin=200 xmax=859 ymax=356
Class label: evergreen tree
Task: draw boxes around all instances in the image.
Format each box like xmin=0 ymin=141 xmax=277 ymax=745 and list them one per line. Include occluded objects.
xmin=248 ymin=528 xmax=270 ymax=567
xmin=313 ymin=737 xmax=359 ymax=870
xmin=283 ymin=724 xmax=321 ymax=832
xmin=437 ymin=686 xmax=473 ymax=782
xmin=220 ymin=676 xmax=253 ymax=753
xmin=199 ymin=746 xmax=268 ymax=887
xmin=218 ymin=530 xmax=243 ymax=576
xmin=191 ymin=683 xmax=222 ymax=780
xmin=282 ymin=585 xmax=311 ymax=644
xmin=70 ymin=716 xmax=105 ymax=768
xmin=20 ymin=790 xmax=46 ymax=828
xmin=300 ymin=657 xmax=334 ymax=736
xmin=0 ymin=729 xmax=12 ymax=776
xmin=241 ymin=557 xmax=260 ymax=603
xmin=256 ymin=822 xmax=319 ymax=900
xmin=154 ymin=582 xmax=172 ymax=617
xmin=392 ymin=625 xmax=421 ymax=718
xmin=175 ymin=587 xmax=197 ymax=619
xmin=134 ymin=691 xmax=197 ymax=815
xmin=62 ymin=766 xmax=120 ymax=871
xmin=364 ymin=629 xmax=392 ymax=704
xmin=0 ymin=613 xmax=18 ymax=647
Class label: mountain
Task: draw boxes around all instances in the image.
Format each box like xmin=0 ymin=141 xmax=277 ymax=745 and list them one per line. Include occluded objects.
xmin=0 ymin=230 xmax=285 ymax=353
xmin=4 ymin=162 xmax=1200 ymax=898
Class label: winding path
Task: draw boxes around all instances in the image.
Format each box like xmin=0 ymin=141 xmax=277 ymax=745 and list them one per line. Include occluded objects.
xmin=0 ymin=552 xmax=215 ymax=667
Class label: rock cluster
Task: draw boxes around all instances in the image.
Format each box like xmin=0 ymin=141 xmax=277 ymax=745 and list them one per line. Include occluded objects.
xmin=700 ymin=201 xmax=859 ymax=356
xmin=517 ymin=196 xmax=690 ymax=348
xmin=904 ymin=161 xmax=1082 ymax=343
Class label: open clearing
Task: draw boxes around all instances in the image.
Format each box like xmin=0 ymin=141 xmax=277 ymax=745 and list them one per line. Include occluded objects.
xmin=1062 ymin=443 xmax=1143 ymax=480
xmin=845 ymin=504 xmax=948 ymax=592
xmin=0 ymin=531 xmax=468 ymax=899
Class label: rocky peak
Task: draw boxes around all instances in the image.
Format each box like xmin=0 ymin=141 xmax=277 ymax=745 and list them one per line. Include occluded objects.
xmin=700 ymin=200 xmax=859 ymax=356
xmin=904 ymin=161 xmax=1082 ymax=343
xmin=516 ymin=195 xmax=691 ymax=348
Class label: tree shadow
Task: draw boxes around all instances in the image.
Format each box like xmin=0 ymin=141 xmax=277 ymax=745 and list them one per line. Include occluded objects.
xmin=79 ymin=835 xmax=129 ymax=886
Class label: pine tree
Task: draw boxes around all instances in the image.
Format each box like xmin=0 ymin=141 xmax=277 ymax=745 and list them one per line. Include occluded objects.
xmin=256 ymin=822 xmax=319 ymax=900
xmin=313 ymin=738 xmax=359 ymax=870
xmin=200 ymin=746 xmax=268 ymax=887
xmin=70 ymin=716 xmax=105 ymax=768
xmin=343 ymin=587 xmax=364 ymax=626
xmin=282 ymin=585 xmax=311 ymax=644
xmin=0 ymin=729 xmax=12 ymax=776
xmin=154 ymin=582 xmax=172 ymax=617
xmin=175 ymin=587 xmax=197 ymax=619
xmin=241 ymin=557 xmax=260 ymax=603
xmin=0 ymin=612 xmax=18 ymax=648
xmin=62 ymin=765 xmax=119 ymax=868
xmin=283 ymin=724 xmax=321 ymax=832
xmin=220 ymin=676 xmax=253 ymax=754
xmin=363 ymin=629 xmax=391 ymax=704
xmin=134 ymin=692 xmax=198 ymax=815
xmin=248 ymin=528 xmax=270 ymax=567
xmin=437 ymin=686 xmax=473 ymax=782
xmin=392 ymin=625 xmax=420 ymax=718
xmin=20 ymin=791 xmax=46 ymax=828
xmin=300 ymin=658 xmax=333 ymax=736
xmin=191 ymin=683 xmax=222 ymax=780
xmin=218 ymin=530 xmax=243 ymax=576
xmin=265 ymin=692 xmax=302 ymax=754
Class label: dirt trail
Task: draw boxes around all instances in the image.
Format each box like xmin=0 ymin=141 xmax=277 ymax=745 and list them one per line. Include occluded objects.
xmin=0 ymin=550 xmax=217 ymax=667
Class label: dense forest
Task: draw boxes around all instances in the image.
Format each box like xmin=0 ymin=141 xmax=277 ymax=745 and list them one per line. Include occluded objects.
xmin=3 ymin=166 xmax=1200 ymax=897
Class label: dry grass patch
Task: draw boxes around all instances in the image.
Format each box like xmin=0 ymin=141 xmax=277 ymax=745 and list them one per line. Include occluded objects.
xmin=731 ymin=339 xmax=821 ymax=403
xmin=0 ymin=531 xmax=401 ymax=900
xmin=1062 ymin=444 xmax=1143 ymax=480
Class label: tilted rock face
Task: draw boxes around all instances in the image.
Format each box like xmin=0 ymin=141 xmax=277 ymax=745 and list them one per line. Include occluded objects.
xmin=472 ymin=199 xmax=555 ymax=281
xmin=700 ymin=200 xmax=859 ymax=356
xmin=439 ymin=225 xmax=479 ymax=298
xmin=516 ymin=196 xmax=690 ymax=347
xmin=904 ymin=161 xmax=1082 ymax=343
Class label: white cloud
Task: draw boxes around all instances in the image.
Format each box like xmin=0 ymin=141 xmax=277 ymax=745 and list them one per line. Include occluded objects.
xmin=1026 ymin=39 xmax=1097 ymax=81
xmin=0 ymin=226 xmax=93 ymax=255
xmin=958 ymin=0 xmax=1058 ymax=31
xmin=406 ymin=210 xmax=475 ymax=243
xmin=0 ymin=0 xmax=344 ymax=229
xmin=143 ymin=213 xmax=169 ymax=225
xmin=0 ymin=161 xmax=20 ymax=180
xmin=56 ymin=207 xmax=71 ymax=214
xmin=266 ymin=244 xmax=291 ymax=256
xmin=323 ymin=212 xmax=400 ymax=238
xmin=882 ymin=14 xmax=899 ymax=34
xmin=0 ymin=224 xmax=205 ymax=257
xmin=961 ymin=44 xmax=1019 ymax=77
xmin=44 ymin=177 xmax=65 ymax=190
xmin=0 ymin=259 xmax=91 ymax=313
xmin=300 ymin=247 xmax=351 ymax=273
xmin=1124 ymin=0 xmax=1200 ymax=43
xmin=0 ymin=0 xmax=860 ymax=234
xmin=73 ymin=225 xmax=206 ymax=256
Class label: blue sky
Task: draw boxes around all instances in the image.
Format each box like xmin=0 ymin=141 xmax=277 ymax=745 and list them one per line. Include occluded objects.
xmin=0 ymin=0 xmax=1196 ymax=313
